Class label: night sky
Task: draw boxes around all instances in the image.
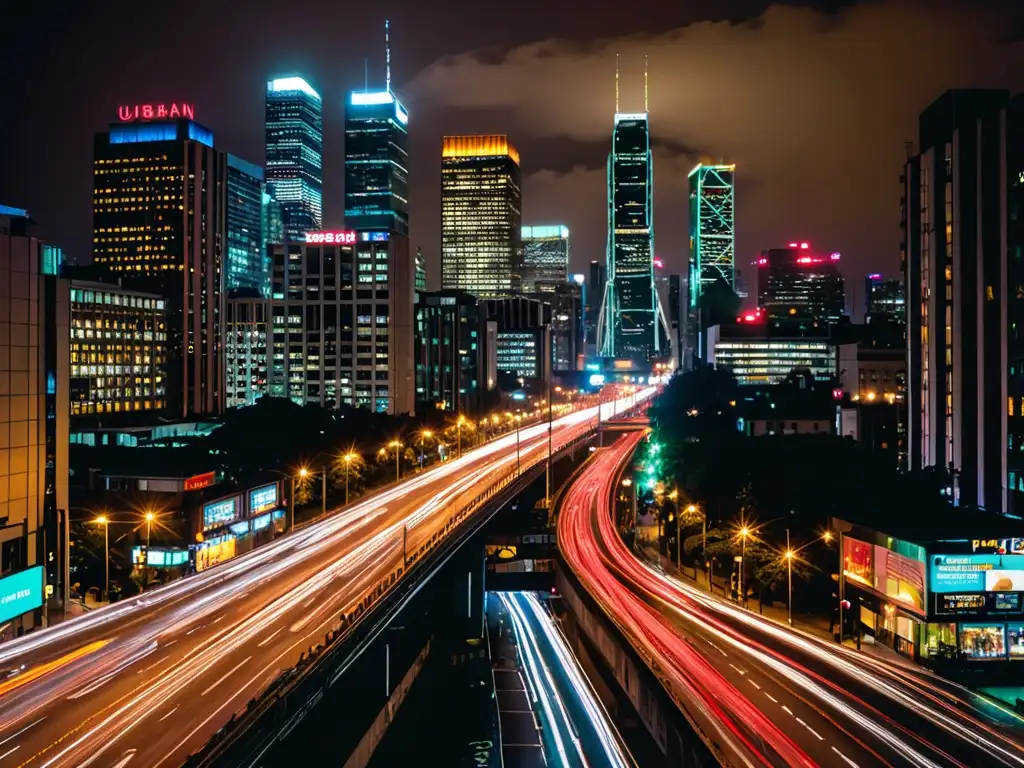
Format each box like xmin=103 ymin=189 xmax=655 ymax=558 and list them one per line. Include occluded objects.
xmin=1 ymin=0 xmax=1022 ymax=313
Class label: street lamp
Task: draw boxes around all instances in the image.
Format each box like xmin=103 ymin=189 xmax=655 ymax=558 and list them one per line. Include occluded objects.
xmin=143 ymin=511 xmax=155 ymax=590
xmin=456 ymin=415 xmax=466 ymax=458
xmin=784 ymin=547 xmax=795 ymax=625
xmin=417 ymin=430 xmax=433 ymax=470
xmin=289 ymin=466 xmax=310 ymax=532
xmin=622 ymin=478 xmax=637 ymax=543
xmin=388 ymin=440 xmax=403 ymax=483
xmin=94 ymin=515 xmax=110 ymax=602
xmin=738 ymin=526 xmax=750 ymax=608
xmin=341 ymin=452 xmax=359 ymax=505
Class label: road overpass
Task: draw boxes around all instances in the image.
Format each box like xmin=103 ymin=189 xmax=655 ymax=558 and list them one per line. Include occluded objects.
xmin=0 ymin=389 xmax=653 ymax=768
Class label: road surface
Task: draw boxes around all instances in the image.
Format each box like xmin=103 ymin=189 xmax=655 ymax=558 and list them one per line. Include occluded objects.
xmin=558 ymin=432 xmax=1024 ymax=767
xmin=0 ymin=389 xmax=652 ymax=768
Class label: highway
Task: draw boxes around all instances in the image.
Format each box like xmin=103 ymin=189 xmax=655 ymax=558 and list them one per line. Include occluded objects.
xmin=0 ymin=389 xmax=652 ymax=768
xmin=496 ymin=591 xmax=634 ymax=768
xmin=559 ymin=431 xmax=1024 ymax=768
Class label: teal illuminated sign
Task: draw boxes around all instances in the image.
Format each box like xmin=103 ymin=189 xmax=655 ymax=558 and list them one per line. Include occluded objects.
xmin=0 ymin=566 xmax=44 ymax=624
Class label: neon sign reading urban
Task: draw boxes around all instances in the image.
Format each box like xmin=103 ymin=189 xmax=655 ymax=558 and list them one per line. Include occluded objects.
xmin=305 ymin=231 xmax=356 ymax=244
xmin=118 ymin=103 xmax=195 ymax=122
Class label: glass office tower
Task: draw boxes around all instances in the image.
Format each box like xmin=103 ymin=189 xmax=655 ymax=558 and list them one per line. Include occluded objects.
xmin=226 ymin=154 xmax=265 ymax=293
xmin=265 ymin=76 xmax=323 ymax=241
xmin=687 ymin=162 xmax=735 ymax=354
xmin=440 ymin=135 xmax=522 ymax=297
xmin=344 ymin=91 xmax=409 ymax=234
xmin=521 ymin=225 xmax=570 ymax=293
xmin=598 ymin=112 xmax=659 ymax=362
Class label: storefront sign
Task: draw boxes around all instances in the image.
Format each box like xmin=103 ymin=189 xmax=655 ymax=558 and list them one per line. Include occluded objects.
xmin=131 ymin=547 xmax=189 ymax=567
xmin=936 ymin=593 xmax=987 ymax=614
xmin=305 ymin=231 xmax=356 ymax=245
xmin=0 ymin=566 xmax=44 ymax=624
xmin=202 ymin=495 xmax=240 ymax=531
xmin=184 ymin=471 xmax=216 ymax=491
xmin=931 ymin=554 xmax=1024 ymax=593
xmin=842 ymin=537 xmax=873 ymax=586
xmin=972 ymin=538 xmax=1024 ymax=554
xmin=249 ymin=483 xmax=278 ymax=515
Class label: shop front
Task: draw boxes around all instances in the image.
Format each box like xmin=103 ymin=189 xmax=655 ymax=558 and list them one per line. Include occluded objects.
xmin=191 ymin=481 xmax=286 ymax=572
xmin=840 ymin=530 xmax=927 ymax=659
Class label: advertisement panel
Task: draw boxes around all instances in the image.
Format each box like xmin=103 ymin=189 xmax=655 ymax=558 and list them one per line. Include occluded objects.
xmin=203 ymin=495 xmax=240 ymax=531
xmin=842 ymin=537 xmax=873 ymax=586
xmin=930 ymin=554 xmax=1024 ymax=593
xmin=196 ymin=536 xmax=237 ymax=572
xmin=184 ymin=471 xmax=217 ymax=491
xmin=874 ymin=545 xmax=926 ymax=615
xmin=248 ymin=483 xmax=278 ymax=515
xmin=0 ymin=566 xmax=44 ymax=624
xmin=958 ymin=623 xmax=1006 ymax=660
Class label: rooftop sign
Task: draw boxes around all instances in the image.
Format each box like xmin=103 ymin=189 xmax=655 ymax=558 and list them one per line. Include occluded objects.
xmin=118 ymin=103 xmax=195 ymax=122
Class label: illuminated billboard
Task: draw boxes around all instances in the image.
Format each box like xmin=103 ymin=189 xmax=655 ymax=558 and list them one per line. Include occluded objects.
xmin=0 ymin=566 xmax=44 ymax=624
xmin=843 ymin=537 xmax=926 ymax=616
xmin=249 ymin=483 xmax=279 ymax=515
xmin=196 ymin=536 xmax=237 ymax=572
xmin=203 ymin=495 xmax=240 ymax=531
xmin=931 ymin=554 xmax=1024 ymax=593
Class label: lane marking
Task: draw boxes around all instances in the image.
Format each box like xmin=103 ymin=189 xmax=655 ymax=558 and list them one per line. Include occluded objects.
xmin=747 ymin=680 xmax=761 ymax=690
xmin=212 ymin=616 xmax=226 ymax=624
xmin=728 ymin=663 xmax=745 ymax=675
xmin=781 ymin=705 xmax=794 ymax=715
xmin=162 ymin=640 xmax=176 ymax=648
xmin=0 ymin=719 xmax=45 ymax=747
xmin=764 ymin=693 xmax=778 ymax=703
xmin=796 ymin=718 xmax=824 ymax=741
xmin=0 ymin=746 xmax=19 ymax=761
xmin=832 ymin=746 xmax=860 ymax=767
xmin=200 ymin=656 xmax=252 ymax=697
xmin=158 ymin=706 xmax=179 ymax=723
xmin=257 ymin=627 xmax=283 ymax=648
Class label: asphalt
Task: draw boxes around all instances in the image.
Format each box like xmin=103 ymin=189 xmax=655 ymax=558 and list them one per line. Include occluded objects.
xmin=0 ymin=391 xmax=651 ymax=768
xmin=559 ymin=433 xmax=1024 ymax=768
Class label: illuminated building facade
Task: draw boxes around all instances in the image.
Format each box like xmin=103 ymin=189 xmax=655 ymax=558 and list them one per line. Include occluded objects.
xmin=226 ymin=154 xmax=265 ymax=294
xmin=598 ymin=108 xmax=664 ymax=363
xmin=268 ymin=230 xmax=414 ymax=414
xmin=903 ymin=89 xmax=1024 ymax=512
xmin=688 ymin=163 xmax=735 ymax=353
xmin=0 ymin=207 xmax=69 ymax=633
xmin=414 ymin=290 xmax=494 ymax=415
xmin=521 ymin=225 xmax=570 ymax=293
xmin=587 ymin=260 xmax=605 ymax=353
xmin=865 ymin=274 xmax=905 ymax=321
xmin=415 ymin=247 xmax=426 ymax=292
xmin=92 ymin=115 xmax=227 ymax=417
xmin=548 ymin=280 xmax=583 ymax=371
xmin=344 ymin=89 xmax=409 ymax=233
xmin=757 ymin=243 xmax=845 ymax=324
xmin=69 ymin=281 xmax=168 ymax=417
xmin=482 ymin=295 xmax=552 ymax=383
xmin=265 ymin=77 xmax=323 ymax=240
xmin=441 ymin=135 xmax=522 ymax=297
xmin=706 ymin=324 xmax=836 ymax=386
xmin=225 ymin=289 xmax=269 ymax=409
xmin=262 ymin=184 xmax=285 ymax=250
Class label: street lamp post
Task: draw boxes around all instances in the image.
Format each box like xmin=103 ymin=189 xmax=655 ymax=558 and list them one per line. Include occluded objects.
xmin=456 ymin=415 xmax=466 ymax=458
xmin=342 ymin=452 xmax=358 ymax=505
xmin=144 ymin=512 xmax=155 ymax=591
xmin=418 ymin=430 xmax=433 ymax=470
xmin=739 ymin=527 xmax=750 ymax=608
xmin=95 ymin=516 xmax=110 ymax=602
xmin=785 ymin=529 xmax=794 ymax=625
xmin=389 ymin=440 xmax=402 ymax=483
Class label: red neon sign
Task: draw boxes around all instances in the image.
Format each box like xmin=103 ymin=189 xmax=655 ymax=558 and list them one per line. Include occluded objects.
xmin=305 ymin=231 xmax=356 ymax=245
xmin=184 ymin=471 xmax=216 ymax=491
xmin=118 ymin=103 xmax=195 ymax=122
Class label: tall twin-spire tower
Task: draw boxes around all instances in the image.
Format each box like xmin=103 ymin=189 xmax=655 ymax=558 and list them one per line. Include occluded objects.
xmin=344 ymin=20 xmax=410 ymax=235
xmin=597 ymin=54 xmax=668 ymax=363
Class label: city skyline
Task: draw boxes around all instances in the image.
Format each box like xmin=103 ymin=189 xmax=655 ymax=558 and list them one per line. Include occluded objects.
xmin=1 ymin=2 xmax=1022 ymax=304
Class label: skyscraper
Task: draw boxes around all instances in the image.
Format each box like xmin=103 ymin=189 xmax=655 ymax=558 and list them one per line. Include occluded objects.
xmin=865 ymin=274 xmax=905 ymax=321
xmin=757 ymin=243 xmax=845 ymax=324
xmin=345 ymin=22 xmax=409 ymax=235
xmin=903 ymin=89 xmax=1024 ymax=513
xmin=598 ymin=62 xmax=663 ymax=364
xmin=265 ymin=77 xmax=323 ymax=241
xmin=688 ymin=163 xmax=736 ymax=354
xmin=0 ymin=207 xmax=69 ymax=632
xmin=520 ymin=225 xmax=570 ymax=293
xmin=226 ymin=154 xmax=265 ymax=293
xmin=440 ymin=135 xmax=522 ymax=297
xmin=92 ymin=107 xmax=226 ymax=416
xmin=415 ymin=246 xmax=426 ymax=292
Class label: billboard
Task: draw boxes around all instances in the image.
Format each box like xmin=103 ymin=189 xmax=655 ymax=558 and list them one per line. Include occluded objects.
xmin=202 ymin=495 xmax=240 ymax=531
xmin=249 ymin=483 xmax=278 ymax=515
xmin=196 ymin=536 xmax=237 ymax=572
xmin=0 ymin=566 xmax=44 ymax=624
xmin=930 ymin=554 xmax=1024 ymax=593
xmin=874 ymin=545 xmax=926 ymax=614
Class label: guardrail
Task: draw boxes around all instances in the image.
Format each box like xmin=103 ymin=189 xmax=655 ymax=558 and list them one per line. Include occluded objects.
xmin=183 ymin=425 xmax=596 ymax=767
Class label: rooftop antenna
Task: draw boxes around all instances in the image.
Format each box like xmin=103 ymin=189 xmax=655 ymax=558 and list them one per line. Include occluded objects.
xmin=644 ymin=54 xmax=649 ymax=112
xmin=615 ymin=54 xmax=620 ymax=112
xmin=385 ymin=19 xmax=392 ymax=93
